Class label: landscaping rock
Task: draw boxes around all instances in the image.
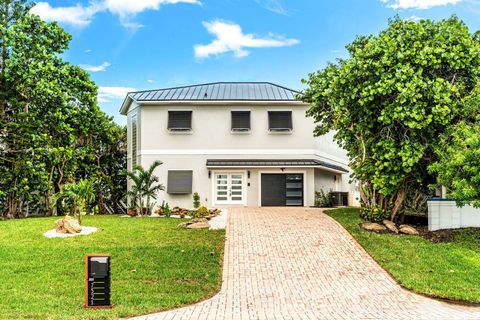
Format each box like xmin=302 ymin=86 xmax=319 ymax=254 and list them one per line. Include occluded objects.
xmin=186 ymin=222 xmax=210 ymax=229
xmin=360 ymin=222 xmax=386 ymax=232
xmin=178 ymin=218 xmax=209 ymax=229
xmin=399 ymin=224 xmax=419 ymax=235
xmin=55 ymin=216 xmax=82 ymax=234
xmin=383 ymin=220 xmax=399 ymax=233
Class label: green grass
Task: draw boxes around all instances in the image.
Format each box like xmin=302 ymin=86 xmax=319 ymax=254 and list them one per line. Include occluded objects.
xmin=326 ymin=208 xmax=480 ymax=304
xmin=0 ymin=215 xmax=225 ymax=319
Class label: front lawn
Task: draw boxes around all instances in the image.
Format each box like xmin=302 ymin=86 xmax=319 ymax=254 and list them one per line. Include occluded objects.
xmin=327 ymin=208 xmax=480 ymax=304
xmin=0 ymin=215 xmax=225 ymax=319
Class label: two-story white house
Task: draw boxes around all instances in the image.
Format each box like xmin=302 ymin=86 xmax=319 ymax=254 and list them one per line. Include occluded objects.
xmin=120 ymin=82 xmax=357 ymax=209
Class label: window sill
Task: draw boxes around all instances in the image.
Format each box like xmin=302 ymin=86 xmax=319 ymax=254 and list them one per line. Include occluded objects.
xmin=168 ymin=129 xmax=193 ymax=135
xmin=231 ymin=129 xmax=251 ymax=134
xmin=268 ymin=129 xmax=293 ymax=135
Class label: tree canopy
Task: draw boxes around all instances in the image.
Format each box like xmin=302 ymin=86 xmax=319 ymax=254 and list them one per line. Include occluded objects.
xmin=430 ymin=86 xmax=480 ymax=208
xmin=301 ymin=16 xmax=480 ymax=221
xmin=0 ymin=0 xmax=126 ymax=218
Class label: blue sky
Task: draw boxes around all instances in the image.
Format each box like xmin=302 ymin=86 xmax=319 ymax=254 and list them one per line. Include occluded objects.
xmin=31 ymin=0 xmax=480 ymax=124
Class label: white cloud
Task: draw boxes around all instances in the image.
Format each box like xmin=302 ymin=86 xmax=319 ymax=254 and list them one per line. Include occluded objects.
xmin=30 ymin=0 xmax=200 ymax=28
xmin=80 ymin=62 xmax=111 ymax=72
xmin=406 ymin=15 xmax=423 ymax=21
xmin=84 ymin=49 xmax=92 ymax=53
xmin=381 ymin=0 xmax=462 ymax=9
xmin=147 ymin=79 xmax=155 ymax=83
xmin=30 ymin=2 xmax=102 ymax=27
xmin=102 ymin=0 xmax=200 ymax=17
xmin=194 ymin=20 xmax=299 ymax=58
xmin=255 ymin=0 xmax=289 ymax=15
xmin=98 ymin=86 xmax=136 ymax=103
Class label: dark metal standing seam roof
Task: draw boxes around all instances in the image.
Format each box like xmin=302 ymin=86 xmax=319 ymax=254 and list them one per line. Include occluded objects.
xmin=128 ymin=82 xmax=301 ymax=102
xmin=205 ymin=159 xmax=349 ymax=173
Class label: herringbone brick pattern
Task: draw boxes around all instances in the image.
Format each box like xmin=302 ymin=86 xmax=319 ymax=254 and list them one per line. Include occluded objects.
xmin=131 ymin=207 xmax=480 ymax=320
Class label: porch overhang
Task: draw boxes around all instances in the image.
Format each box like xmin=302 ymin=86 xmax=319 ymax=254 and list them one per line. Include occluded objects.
xmin=206 ymin=159 xmax=349 ymax=174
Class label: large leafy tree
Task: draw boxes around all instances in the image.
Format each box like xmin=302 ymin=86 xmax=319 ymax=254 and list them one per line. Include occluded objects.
xmin=301 ymin=17 xmax=480 ymax=221
xmin=430 ymin=86 xmax=480 ymax=207
xmin=0 ymin=0 xmax=126 ymax=218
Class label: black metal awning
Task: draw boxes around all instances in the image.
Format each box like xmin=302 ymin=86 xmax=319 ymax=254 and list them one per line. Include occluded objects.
xmin=206 ymin=159 xmax=348 ymax=173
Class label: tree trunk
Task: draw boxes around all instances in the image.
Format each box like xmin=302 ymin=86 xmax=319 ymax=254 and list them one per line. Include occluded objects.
xmin=390 ymin=186 xmax=407 ymax=222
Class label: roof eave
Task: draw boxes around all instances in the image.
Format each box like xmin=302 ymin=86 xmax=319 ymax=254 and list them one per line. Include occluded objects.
xmin=119 ymin=95 xmax=136 ymax=115
xmin=134 ymin=100 xmax=307 ymax=106
xmin=205 ymin=164 xmax=347 ymax=174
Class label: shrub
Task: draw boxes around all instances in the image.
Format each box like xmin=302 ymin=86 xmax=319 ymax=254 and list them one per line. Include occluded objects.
xmin=164 ymin=203 xmax=171 ymax=218
xmin=193 ymin=206 xmax=209 ymax=219
xmin=315 ymin=189 xmax=333 ymax=207
xmin=360 ymin=205 xmax=390 ymax=222
xmin=193 ymin=192 xmax=201 ymax=209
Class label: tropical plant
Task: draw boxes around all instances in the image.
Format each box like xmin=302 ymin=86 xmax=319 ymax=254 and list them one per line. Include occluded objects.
xmin=315 ymin=189 xmax=333 ymax=208
xmin=301 ymin=16 xmax=480 ymax=221
xmin=193 ymin=192 xmax=201 ymax=209
xmin=58 ymin=179 xmax=95 ymax=225
xmin=124 ymin=161 xmax=165 ymax=216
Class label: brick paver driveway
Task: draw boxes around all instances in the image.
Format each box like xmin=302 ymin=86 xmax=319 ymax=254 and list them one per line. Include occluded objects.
xmin=132 ymin=207 xmax=480 ymax=320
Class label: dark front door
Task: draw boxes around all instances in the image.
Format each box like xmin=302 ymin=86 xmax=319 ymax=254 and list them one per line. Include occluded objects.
xmin=261 ymin=174 xmax=304 ymax=206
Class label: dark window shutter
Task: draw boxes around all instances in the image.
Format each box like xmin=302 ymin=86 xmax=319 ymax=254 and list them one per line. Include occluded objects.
xmin=168 ymin=111 xmax=192 ymax=130
xmin=167 ymin=170 xmax=193 ymax=194
xmin=231 ymin=111 xmax=251 ymax=131
xmin=268 ymin=111 xmax=292 ymax=131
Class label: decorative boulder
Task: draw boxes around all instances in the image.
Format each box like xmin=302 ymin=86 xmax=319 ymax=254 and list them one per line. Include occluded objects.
xmin=186 ymin=222 xmax=210 ymax=229
xmin=55 ymin=216 xmax=82 ymax=234
xmin=399 ymin=224 xmax=419 ymax=235
xmin=383 ymin=220 xmax=399 ymax=234
xmin=178 ymin=218 xmax=209 ymax=229
xmin=360 ymin=222 xmax=387 ymax=232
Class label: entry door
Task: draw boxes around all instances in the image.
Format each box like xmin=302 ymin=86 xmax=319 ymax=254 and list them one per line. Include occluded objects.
xmin=215 ymin=173 xmax=245 ymax=205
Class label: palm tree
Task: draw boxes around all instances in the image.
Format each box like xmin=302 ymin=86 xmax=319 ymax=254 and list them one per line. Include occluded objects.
xmin=125 ymin=168 xmax=144 ymax=215
xmin=125 ymin=160 xmax=165 ymax=216
xmin=61 ymin=179 xmax=95 ymax=225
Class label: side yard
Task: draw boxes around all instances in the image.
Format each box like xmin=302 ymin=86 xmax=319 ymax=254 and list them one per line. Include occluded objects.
xmin=0 ymin=216 xmax=225 ymax=320
xmin=327 ymin=208 xmax=480 ymax=304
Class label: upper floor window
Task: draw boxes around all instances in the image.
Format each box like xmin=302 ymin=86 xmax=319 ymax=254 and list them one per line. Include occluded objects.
xmin=231 ymin=111 xmax=251 ymax=132
xmin=168 ymin=111 xmax=192 ymax=132
xmin=268 ymin=111 xmax=292 ymax=132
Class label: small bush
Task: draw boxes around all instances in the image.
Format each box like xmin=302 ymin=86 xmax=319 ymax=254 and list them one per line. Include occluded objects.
xmin=164 ymin=203 xmax=171 ymax=218
xmin=315 ymin=189 xmax=333 ymax=207
xmin=193 ymin=206 xmax=209 ymax=219
xmin=360 ymin=205 xmax=390 ymax=222
xmin=193 ymin=192 xmax=201 ymax=209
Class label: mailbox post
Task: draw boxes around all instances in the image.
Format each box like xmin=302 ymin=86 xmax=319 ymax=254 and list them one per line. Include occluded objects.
xmin=85 ymin=254 xmax=112 ymax=308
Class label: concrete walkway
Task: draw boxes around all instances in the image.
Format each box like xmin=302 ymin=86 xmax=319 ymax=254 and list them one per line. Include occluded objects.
xmin=132 ymin=207 xmax=480 ymax=320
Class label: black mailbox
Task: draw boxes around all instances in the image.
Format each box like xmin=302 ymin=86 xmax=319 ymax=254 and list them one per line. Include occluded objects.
xmin=85 ymin=254 xmax=112 ymax=308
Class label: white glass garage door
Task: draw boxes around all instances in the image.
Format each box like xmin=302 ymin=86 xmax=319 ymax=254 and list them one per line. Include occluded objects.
xmin=215 ymin=173 xmax=245 ymax=205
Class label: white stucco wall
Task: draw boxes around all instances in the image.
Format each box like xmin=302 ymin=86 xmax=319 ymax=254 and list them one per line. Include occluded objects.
xmin=125 ymin=100 xmax=356 ymax=209
xmin=428 ymin=200 xmax=480 ymax=231
xmin=141 ymin=154 xmax=327 ymax=209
